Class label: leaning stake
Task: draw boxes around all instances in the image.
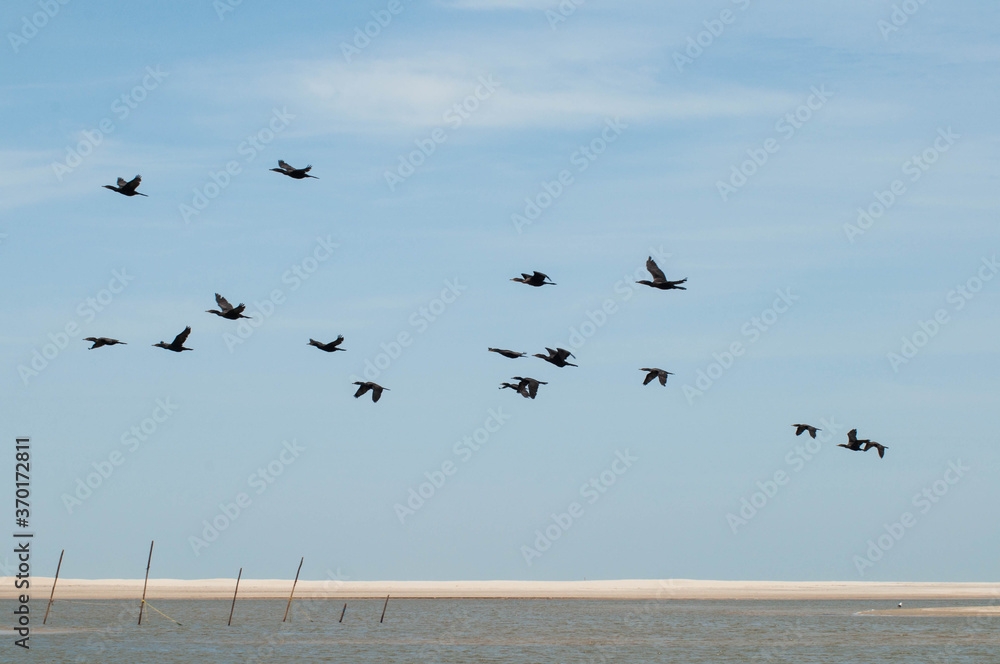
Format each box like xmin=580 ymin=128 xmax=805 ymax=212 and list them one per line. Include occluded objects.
xmin=380 ymin=594 xmax=390 ymax=623
xmin=282 ymin=557 xmax=304 ymax=622
xmin=339 ymin=602 xmax=347 ymax=623
xmin=42 ymin=549 xmax=65 ymax=625
xmin=228 ymin=568 xmax=242 ymax=626
xmin=138 ymin=541 xmax=154 ymax=625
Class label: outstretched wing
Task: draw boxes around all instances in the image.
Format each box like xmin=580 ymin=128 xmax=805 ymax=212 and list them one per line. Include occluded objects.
xmin=173 ymin=326 xmax=192 ymax=346
xmin=331 ymin=335 xmax=345 ymax=348
xmin=301 ymin=165 xmax=313 ymax=173
xmin=353 ymin=382 xmax=371 ymax=398
xmin=555 ymin=348 xmax=575 ymax=360
xmin=642 ymin=370 xmax=656 ymax=385
xmin=122 ymin=175 xmax=142 ymax=193
xmin=646 ymin=257 xmax=666 ymax=282
xmin=658 ymin=371 xmax=669 ymax=386
xmin=116 ymin=177 xmax=127 ymax=187
xmin=847 ymin=429 xmax=858 ymax=443
xmin=278 ymin=160 xmax=295 ymax=172
xmin=371 ymin=385 xmax=384 ymax=402
xmin=533 ymin=271 xmax=551 ymax=281
xmin=215 ymin=293 xmax=234 ymax=312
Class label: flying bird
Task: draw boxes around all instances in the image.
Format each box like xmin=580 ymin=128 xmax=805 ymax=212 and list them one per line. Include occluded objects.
xmin=206 ymin=293 xmax=250 ymax=320
xmin=534 ymin=347 xmax=577 ymax=367
xmin=153 ymin=326 xmax=192 ymax=352
xmin=83 ymin=337 xmax=126 ymax=350
xmin=353 ymin=381 xmax=388 ymax=402
xmin=511 ymin=376 xmax=547 ymax=399
xmin=309 ymin=336 xmax=346 ymax=352
xmin=270 ymin=160 xmax=318 ymax=179
xmin=103 ymin=175 xmax=147 ymax=197
xmin=792 ymin=424 xmax=821 ymax=439
xmin=488 ymin=348 xmax=526 ymax=359
xmin=636 ymin=257 xmax=686 ymax=290
xmin=641 ymin=368 xmax=673 ymax=386
xmin=863 ymin=440 xmax=889 ymax=459
xmin=838 ymin=428 xmax=866 ymax=452
xmin=510 ymin=271 xmax=556 ymax=287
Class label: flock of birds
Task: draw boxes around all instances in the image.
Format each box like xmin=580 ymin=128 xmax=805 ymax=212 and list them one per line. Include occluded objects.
xmin=99 ymin=164 xmax=888 ymax=457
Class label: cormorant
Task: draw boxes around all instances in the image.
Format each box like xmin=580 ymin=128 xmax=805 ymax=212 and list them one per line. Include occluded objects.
xmin=511 ymin=376 xmax=547 ymax=399
xmin=83 ymin=337 xmax=126 ymax=349
xmin=510 ymin=271 xmax=555 ymax=287
xmin=792 ymin=424 xmax=821 ymax=439
xmin=309 ymin=336 xmax=346 ymax=352
xmin=636 ymin=257 xmax=686 ymax=290
xmin=534 ymin=347 xmax=577 ymax=367
xmin=641 ymin=368 xmax=673 ymax=386
xmin=103 ymin=175 xmax=147 ymax=197
xmin=206 ymin=293 xmax=250 ymax=320
xmin=353 ymin=381 xmax=388 ymax=402
xmin=270 ymin=160 xmax=318 ymax=179
xmin=488 ymin=348 xmax=526 ymax=359
xmin=153 ymin=326 xmax=192 ymax=352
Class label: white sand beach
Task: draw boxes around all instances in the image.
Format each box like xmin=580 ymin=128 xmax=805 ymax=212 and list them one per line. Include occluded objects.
xmin=3 ymin=578 xmax=999 ymax=603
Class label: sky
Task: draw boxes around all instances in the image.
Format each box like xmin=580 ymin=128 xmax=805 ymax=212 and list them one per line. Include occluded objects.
xmin=1 ymin=0 xmax=998 ymax=583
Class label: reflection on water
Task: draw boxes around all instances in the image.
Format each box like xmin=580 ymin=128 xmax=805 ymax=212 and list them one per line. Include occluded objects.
xmin=6 ymin=598 xmax=999 ymax=663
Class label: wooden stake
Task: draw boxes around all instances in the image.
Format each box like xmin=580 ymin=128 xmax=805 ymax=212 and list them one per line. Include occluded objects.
xmin=138 ymin=540 xmax=154 ymax=626
xmin=282 ymin=557 xmax=303 ymax=623
xmin=380 ymin=594 xmax=389 ymax=623
xmin=339 ymin=602 xmax=347 ymax=623
xmin=42 ymin=549 xmax=64 ymax=625
xmin=228 ymin=568 xmax=242 ymax=626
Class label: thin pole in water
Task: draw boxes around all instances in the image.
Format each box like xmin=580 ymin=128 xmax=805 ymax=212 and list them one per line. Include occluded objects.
xmin=380 ymin=595 xmax=389 ymax=623
xmin=228 ymin=568 xmax=242 ymax=626
xmin=282 ymin=557 xmax=303 ymax=623
xmin=138 ymin=541 xmax=154 ymax=626
xmin=42 ymin=549 xmax=65 ymax=625
xmin=339 ymin=602 xmax=347 ymax=623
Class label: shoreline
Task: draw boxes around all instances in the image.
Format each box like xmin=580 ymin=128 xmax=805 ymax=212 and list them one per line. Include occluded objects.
xmin=3 ymin=579 xmax=999 ymax=601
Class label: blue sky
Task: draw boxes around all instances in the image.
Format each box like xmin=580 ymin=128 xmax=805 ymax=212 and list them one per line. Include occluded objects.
xmin=2 ymin=0 xmax=998 ymax=582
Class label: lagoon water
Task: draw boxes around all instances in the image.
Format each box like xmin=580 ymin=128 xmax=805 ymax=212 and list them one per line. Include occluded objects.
xmin=12 ymin=598 xmax=1000 ymax=663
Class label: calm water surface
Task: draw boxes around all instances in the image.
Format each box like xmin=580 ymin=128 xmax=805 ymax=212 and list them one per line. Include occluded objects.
xmin=8 ymin=598 xmax=1000 ymax=663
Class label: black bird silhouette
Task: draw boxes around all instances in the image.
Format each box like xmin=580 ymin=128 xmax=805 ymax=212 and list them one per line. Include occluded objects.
xmin=489 ymin=348 xmax=526 ymax=359
xmin=641 ymin=368 xmax=673 ymax=386
xmin=863 ymin=440 xmax=889 ymax=459
xmin=103 ymin=175 xmax=147 ymax=197
xmin=353 ymin=381 xmax=387 ymax=402
xmin=838 ymin=428 xmax=866 ymax=452
xmin=153 ymin=326 xmax=192 ymax=352
xmin=534 ymin=347 xmax=577 ymax=367
xmin=83 ymin=337 xmax=126 ymax=350
xmin=270 ymin=160 xmax=318 ymax=179
xmin=511 ymin=376 xmax=547 ymax=399
xmin=792 ymin=424 xmax=821 ymax=439
xmin=636 ymin=257 xmax=686 ymax=290
xmin=206 ymin=293 xmax=250 ymax=320
xmin=309 ymin=336 xmax=346 ymax=352
xmin=511 ymin=271 xmax=555 ymax=287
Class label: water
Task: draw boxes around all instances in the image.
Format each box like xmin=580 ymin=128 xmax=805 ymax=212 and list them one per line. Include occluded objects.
xmin=10 ymin=598 xmax=1000 ymax=663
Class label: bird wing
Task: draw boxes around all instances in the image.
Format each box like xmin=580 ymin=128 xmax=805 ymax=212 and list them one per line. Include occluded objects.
xmin=556 ymin=348 xmax=575 ymax=360
xmin=278 ymin=160 xmax=295 ymax=172
xmin=658 ymin=371 xmax=668 ymax=386
xmin=122 ymin=175 xmax=142 ymax=193
xmin=847 ymin=429 xmax=858 ymax=443
xmin=646 ymin=257 xmax=666 ymax=282
xmin=215 ymin=293 xmax=234 ymax=312
xmin=534 ymin=271 xmax=551 ymax=281
xmin=116 ymin=177 xmax=127 ymax=188
xmin=642 ymin=371 xmax=655 ymax=385
xmin=301 ymin=165 xmax=313 ymax=173
xmin=371 ymin=385 xmax=383 ymax=402
xmin=332 ymin=335 xmax=345 ymax=347
xmin=173 ymin=326 xmax=192 ymax=346
xmin=353 ymin=383 xmax=370 ymax=398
